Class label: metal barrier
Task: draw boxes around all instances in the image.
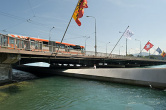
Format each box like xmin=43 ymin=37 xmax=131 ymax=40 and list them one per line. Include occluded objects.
xmin=85 ymin=51 xmax=148 ymax=60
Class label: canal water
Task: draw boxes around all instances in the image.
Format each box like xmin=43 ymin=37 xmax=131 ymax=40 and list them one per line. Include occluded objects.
xmin=0 ymin=65 xmax=166 ymax=110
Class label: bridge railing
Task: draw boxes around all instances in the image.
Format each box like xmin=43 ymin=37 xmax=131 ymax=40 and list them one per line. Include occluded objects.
xmin=85 ymin=51 xmax=148 ymax=60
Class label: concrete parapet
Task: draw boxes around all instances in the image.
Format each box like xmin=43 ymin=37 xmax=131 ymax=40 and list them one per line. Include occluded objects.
xmin=56 ymin=68 xmax=166 ymax=89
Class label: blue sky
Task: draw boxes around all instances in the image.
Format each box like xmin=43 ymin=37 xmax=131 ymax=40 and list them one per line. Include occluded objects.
xmin=0 ymin=0 xmax=166 ymax=55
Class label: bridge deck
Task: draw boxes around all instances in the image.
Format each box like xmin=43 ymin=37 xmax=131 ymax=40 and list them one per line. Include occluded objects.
xmin=1 ymin=47 xmax=166 ymax=69
xmin=0 ymin=47 xmax=165 ymax=62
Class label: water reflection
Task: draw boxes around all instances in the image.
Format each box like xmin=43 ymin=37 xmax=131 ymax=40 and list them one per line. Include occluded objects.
xmin=1 ymin=76 xmax=165 ymax=110
xmin=0 ymin=65 xmax=166 ymax=110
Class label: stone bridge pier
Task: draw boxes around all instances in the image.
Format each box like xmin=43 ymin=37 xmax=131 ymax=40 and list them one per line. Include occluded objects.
xmin=0 ymin=53 xmax=20 ymax=84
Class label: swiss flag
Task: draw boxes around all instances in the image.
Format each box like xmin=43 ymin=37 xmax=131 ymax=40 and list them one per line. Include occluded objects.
xmin=144 ymin=41 xmax=154 ymax=51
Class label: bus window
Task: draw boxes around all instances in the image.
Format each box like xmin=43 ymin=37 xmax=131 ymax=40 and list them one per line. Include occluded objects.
xmin=69 ymin=46 xmax=74 ymax=50
xmin=73 ymin=45 xmax=81 ymax=49
xmin=82 ymin=48 xmax=85 ymax=53
xmin=56 ymin=44 xmax=59 ymax=48
xmin=31 ymin=41 xmax=35 ymax=50
xmin=35 ymin=41 xmax=38 ymax=49
xmin=25 ymin=40 xmax=30 ymax=50
xmin=3 ymin=36 xmax=8 ymax=46
xmin=60 ymin=44 xmax=65 ymax=48
xmin=39 ymin=42 xmax=42 ymax=50
xmin=21 ymin=40 xmax=24 ymax=48
xmin=31 ymin=41 xmax=35 ymax=46
xmin=16 ymin=39 xmax=20 ymax=48
xmin=9 ymin=37 xmax=15 ymax=44
xmin=65 ymin=46 xmax=69 ymax=52
xmin=43 ymin=41 xmax=48 ymax=45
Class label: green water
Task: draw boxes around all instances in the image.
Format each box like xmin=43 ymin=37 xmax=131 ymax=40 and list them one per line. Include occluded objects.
xmin=0 ymin=74 xmax=166 ymax=110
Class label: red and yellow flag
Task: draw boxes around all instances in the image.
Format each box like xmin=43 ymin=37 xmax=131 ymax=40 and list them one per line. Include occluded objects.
xmin=72 ymin=0 xmax=88 ymax=26
xmin=161 ymin=51 xmax=166 ymax=57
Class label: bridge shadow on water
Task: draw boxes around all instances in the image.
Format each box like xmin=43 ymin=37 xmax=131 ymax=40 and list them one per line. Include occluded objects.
xmin=12 ymin=64 xmax=81 ymax=78
xmin=12 ymin=63 xmax=166 ymax=78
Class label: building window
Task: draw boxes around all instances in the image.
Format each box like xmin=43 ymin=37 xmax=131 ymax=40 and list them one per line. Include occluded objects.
xmin=9 ymin=38 xmax=15 ymax=44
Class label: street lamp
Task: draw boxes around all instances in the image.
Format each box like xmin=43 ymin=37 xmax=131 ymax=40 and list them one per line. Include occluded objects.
xmin=106 ymin=42 xmax=110 ymax=56
xmin=135 ymin=39 xmax=142 ymax=56
xmin=86 ymin=16 xmax=97 ymax=56
xmin=49 ymin=27 xmax=55 ymax=52
xmin=119 ymin=46 xmax=123 ymax=55
xmin=49 ymin=27 xmax=55 ymax=41
xmin=85 ymin=36 xmax=90 ymax=55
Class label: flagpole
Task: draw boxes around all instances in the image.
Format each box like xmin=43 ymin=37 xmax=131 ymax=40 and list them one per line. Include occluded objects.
xmin=109 ymin=26 xmax=129 ymax=56
xmin=148 ymin=47 xmax=155 ymax=59
xmin=149 ymin=49 xmax=150 ymax=59
xmin=126 ymin=38 xmax=127 ymax=56
xmin=150 ymin=46 xmax=157 ymax=59
xmin=55 ymin=0 xmax=81 ymax=56
xmin=152 ymin=47 xmax=158 ymax=55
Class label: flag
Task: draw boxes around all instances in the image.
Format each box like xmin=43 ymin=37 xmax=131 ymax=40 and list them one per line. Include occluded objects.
xmin=123 ymin=29 xmax=134 ymax=39
xmin=72 ymin=0 xmax=88 ymax=26
xmin=156 ymin=47 xmax=162 ymax=54
xmin=161 ymin=51 xmax=166 ymax=57
xmin=144 ymin=41 xmax=154 ymax=51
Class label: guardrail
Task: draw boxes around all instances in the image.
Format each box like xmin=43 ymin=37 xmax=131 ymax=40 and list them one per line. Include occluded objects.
xmin=85 ymin=51 xmax=159 ymax=61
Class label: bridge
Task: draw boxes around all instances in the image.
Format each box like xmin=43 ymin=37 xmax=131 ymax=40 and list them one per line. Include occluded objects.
xmin=0 ymin=32 xmax=166 ymax=84
xmin=0 ymin=33 xmax=165 ymax=69
xmin=1 ymin=47 xmax=166 ymax=68
xmin=0 ymin=43 xmax=166 ymax=87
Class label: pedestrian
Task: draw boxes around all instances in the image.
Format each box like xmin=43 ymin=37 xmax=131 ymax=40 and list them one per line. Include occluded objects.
xmin=94 ymin=64 xmax=96 ymax=69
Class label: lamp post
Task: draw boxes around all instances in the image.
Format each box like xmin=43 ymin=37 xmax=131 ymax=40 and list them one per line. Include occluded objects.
xmin=119 ymin=46 xmax=123 ymax=55
xmin=86 ymin=16 xmax=97 ymax=56
xmin=49 ymin=27 xmax=55 ymax=42
xmin=49 ymin=26 xmax=55 ymax=52
xmin=135 ymin=39 xmax=141 ymax=56
xmin=106 ymin=42 xmax=110 ymax=56
xmin=85 ymin=36 xmax=90 ymax=55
